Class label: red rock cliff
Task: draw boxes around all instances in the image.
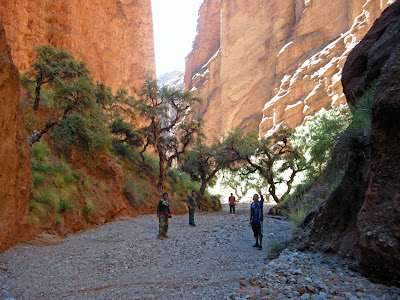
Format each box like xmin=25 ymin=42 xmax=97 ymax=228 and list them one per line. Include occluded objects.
xmin=306 ymin=1 xmax=400 ymax=285
xmin=0 ymin=0 xmax=155 ymax=95
xmin=0 ymin=20 xmax=31 ymax=253
xmin=185 ymin=0 xmax=393 ymax=140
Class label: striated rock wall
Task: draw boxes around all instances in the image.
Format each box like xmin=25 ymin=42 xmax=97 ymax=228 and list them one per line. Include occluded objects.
xmin=0 ymin=0 xmax=155 ymax=96
xmin=0 ymin=21 xmax=31 ymax=253
xmin=185 ymin=0 xmax=393 ymax=140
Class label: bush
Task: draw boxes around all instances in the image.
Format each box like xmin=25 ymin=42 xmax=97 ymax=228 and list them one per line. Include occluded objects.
xmin=27 ymin=200 xmax=48 ymax=225
xmin=33 ymin=194 xmax=55 ymax=210
xmin=112 ymin=142 xmax=134 ymax=158
xmin=123 ymin=178 xmax=149 ymax=206
xmin=32 ymin=141 xmax=50 ymax=163
xmin=51 ymin=113 xmax=109 ymax=157
xmin=32 ymin=173 xmax=44 ymax=187
xmin=57 ymin=198 xmax=74 ymax=213
xmin=267 ymin=239 xmax=288 ymax=255
xmin=54 ymin=215 xmax=63 ymax=225
xmin=82 ymin=200 xmax=95 ymax=215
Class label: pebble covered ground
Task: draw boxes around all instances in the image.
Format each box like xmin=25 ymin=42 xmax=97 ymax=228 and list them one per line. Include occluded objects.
xmin=0 ymin=203 xmax=399 ymax=299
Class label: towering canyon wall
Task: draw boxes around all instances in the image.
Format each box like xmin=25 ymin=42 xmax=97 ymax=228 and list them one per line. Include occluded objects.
xmin=185 ymin=0 xmax=393 ymax=140
xmin=0 ymin=21 xmax=31 ymax=253
xmin=0 ymin=0 xmax=155 ymax=95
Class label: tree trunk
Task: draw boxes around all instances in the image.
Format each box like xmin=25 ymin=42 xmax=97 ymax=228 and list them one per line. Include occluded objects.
xmin=33 ymin=78 xmax=42 ymax=111
xmin=157 ymin=153 xmax=166 ymax=191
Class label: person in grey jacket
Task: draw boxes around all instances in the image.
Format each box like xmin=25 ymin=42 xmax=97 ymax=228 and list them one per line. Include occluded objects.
xmin=187 ymin=190 xmax=197 ymax=226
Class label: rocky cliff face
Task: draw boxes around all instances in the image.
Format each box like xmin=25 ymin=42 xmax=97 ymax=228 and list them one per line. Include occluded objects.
xmin=306 ymin=1 xmax=400 ymax=286
xmin=185 ymin=0 xmax=393 ymax=140
xmin=0 ymin=21 xmax=31 ymax=253
xmin=0 ymin=0 xmax=155 ymax=95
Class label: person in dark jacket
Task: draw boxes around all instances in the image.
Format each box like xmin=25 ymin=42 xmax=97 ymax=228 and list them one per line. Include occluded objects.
xmin=250 ymin=192 xmax=264 ymax=249
xmin=157 ymin=192 xmax=171 ymax=239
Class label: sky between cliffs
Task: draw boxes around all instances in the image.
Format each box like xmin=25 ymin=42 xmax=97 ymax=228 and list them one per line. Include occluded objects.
xmin=151 ymin=0 xmax=203 ymax=77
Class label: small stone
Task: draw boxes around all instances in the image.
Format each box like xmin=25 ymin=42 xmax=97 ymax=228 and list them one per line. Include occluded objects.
xmin=306 ymin=285 xmax=316 ymax=293
xmin=355 ymin=286 xmax=365 ymax=293
xmin=239 ymin=280 xmax=247 ymax=287
xmin=300 ymin=293 xmax=310 ymax=300
xmin=298 ymin=286 xmax=305 ymax=294
xmin=356 ymin=292 xmax=364 ymax=298
xmin=365 ymin=295 xmax=378 ymax=300
xmin=259 ymin=288 xmax=269 ymax=297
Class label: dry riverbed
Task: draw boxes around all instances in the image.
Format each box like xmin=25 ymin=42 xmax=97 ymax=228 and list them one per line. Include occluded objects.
xmin=0 ymin=203 xmax=399 ymax=299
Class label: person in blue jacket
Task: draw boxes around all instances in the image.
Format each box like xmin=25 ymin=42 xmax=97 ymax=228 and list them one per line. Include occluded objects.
xmin=250 ymin=192 xmax=264 ymax=250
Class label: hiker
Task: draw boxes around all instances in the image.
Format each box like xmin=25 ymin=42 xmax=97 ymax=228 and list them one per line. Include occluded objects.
xmin=187 ymin=190 xmax=197 ymax=226
xmin=229 ymin=193 xmax=236 ymax=214
xmin=250 ymin=192 xmax=264 ymax=250
xmin=157 ymin=192 xmax=171 ymax=239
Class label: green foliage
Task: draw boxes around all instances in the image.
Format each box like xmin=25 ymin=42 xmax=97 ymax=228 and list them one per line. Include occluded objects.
xmin=57 ymin=198 xmax=74 ymax=213
xmin=267 ymin=239 xmax=287 ymax=255
xmin=31 ymin=173 xmax=44 ymax=187
xmin=109 ymin=117 xmax=142 ymax=147
xmin=26 ymin=45 xmax=91 ymax=110
xmin=33 ymin=194 xmax=55 ymax=212
xmin=23 ymin=110 xmax=40 ymax=132
xmin=111 ymin=142 xmax=135 ymax=158
xmin=28 ymin=200 xmax=49 ymax=225
xmin=292 ymin=107 xmax=350 ymax=179
xmin=123 ymin=177 xmax=150 ymax=206
xmin=95 ymin=81 xmax=113 ymax=108
xmin=32 ymin=141 xmax=50 ymax=163
xmin=51 ymin=113 xmax=108 ymax=156
xmin=135 ymin=76 xmax=204 ymax=190
xmin=349 ymin=86 xmax=374 ymax=136
xmin=54 ymin=215 xmax=63 ymax=225
xmin=53 ymin=75 xmax=96 ymax=115
xmin=82 ymin=200 xmax=95 ymax=215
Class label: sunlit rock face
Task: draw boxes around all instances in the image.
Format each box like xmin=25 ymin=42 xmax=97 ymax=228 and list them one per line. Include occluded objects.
xmin=0 ymin=0 xmax=155 ymax=95
xmin=0 ymin=21 xmax=31 ymax=253
xmin=185 ymin=0 xmax=393 ymax=140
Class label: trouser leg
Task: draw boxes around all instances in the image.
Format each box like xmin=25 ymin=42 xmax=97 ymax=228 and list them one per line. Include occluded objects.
xmin=189 ymin=208 xmax=195 ymax=225
xmin=159 ymin=214 xmax=168 ymax=236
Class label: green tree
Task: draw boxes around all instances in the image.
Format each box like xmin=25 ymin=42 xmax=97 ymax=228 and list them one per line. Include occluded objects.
xmin=226 ymin=126 xmax=301 ymax=204
xmin=181 ymin=137 xmax=235 ymax=203
xmin=135 ymin=77 xmax=203 ymax=190
xmin=26 ymin=45 xmax=90 ymax=110
xmin=293 ymin=107 xmax=350 ymax=179
xmin=109 ymin=116 xmax=142 ymax=147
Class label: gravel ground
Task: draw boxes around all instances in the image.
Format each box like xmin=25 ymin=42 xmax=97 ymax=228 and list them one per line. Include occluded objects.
xmin=0 ymin=203 xmax=291 ymax=299
xmin=1 ymin=203 xmax=399 ymax=300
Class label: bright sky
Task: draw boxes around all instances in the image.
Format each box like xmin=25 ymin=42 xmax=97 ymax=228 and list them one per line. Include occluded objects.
xmin=151 ymin=0 xmax=204 ymax=77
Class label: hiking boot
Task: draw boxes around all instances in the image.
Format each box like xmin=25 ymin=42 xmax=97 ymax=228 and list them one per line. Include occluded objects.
xmin=252 ymin=243 xmax=259 ymax=247
xmin=258 ymin=245 xmax=262 ymax=250
xmin=190 ymin=224 xmax=196 ymax=227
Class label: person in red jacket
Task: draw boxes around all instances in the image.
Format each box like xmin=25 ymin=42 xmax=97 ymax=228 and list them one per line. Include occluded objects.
xmin=229 ymin=193 xmax=236 ymax=214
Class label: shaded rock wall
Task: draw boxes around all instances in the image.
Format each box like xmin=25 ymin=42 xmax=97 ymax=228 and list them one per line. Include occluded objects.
xmin=307 ymin=1 xmax=400 ymax=286
xmin=0 ymin=0 xmax=155 ymax=95
xmin=185 ymin=0 xmax=392 ymax=140
xmin=0 ymin=21 xmax=31 ymax=252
